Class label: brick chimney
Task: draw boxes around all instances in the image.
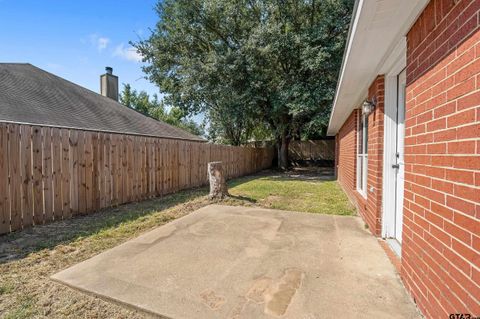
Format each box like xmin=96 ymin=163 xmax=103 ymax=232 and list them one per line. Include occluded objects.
xmin=100 ymin=66 xmax=118 ymax=101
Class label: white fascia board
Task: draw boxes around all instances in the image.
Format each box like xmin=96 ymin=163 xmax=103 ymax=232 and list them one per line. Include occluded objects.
xmin=327 ymin=0 xmax=364 ymax=136
xmin=327 ymin=0 xmax=429 ymax=136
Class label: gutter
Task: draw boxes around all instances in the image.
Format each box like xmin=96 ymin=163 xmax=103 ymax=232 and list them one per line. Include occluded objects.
xmin=326 ymin=0 xmax=362 ymax=136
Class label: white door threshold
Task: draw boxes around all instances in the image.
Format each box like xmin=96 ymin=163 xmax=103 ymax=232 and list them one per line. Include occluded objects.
xmin=386 ymin=238 xmax=402 ymax=258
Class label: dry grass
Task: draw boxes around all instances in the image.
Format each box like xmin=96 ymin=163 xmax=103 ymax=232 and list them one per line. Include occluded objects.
xmin=0 ymin=168 xmax=353 ymax=318
xmin=0 ymin=187 xmax=217 ymax=318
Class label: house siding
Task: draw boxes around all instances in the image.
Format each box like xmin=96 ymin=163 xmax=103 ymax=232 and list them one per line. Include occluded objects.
xmin=335 ymin=76 xmax=385 ymax=236
xmin=402 ymin=0 xmax=480 ymax=317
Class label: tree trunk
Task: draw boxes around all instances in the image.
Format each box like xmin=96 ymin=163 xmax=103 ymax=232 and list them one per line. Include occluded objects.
xmin=278 ymin=133 xmax=290 ymax=170
xmin=208 ymin=161 xmax=229 ymax=199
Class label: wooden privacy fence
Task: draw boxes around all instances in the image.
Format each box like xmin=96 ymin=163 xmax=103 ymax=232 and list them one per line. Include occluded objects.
xmin=289 ymin=139 xmax=335 ymax=162
xmin=0 ymin=123 xmax=274 ymax=235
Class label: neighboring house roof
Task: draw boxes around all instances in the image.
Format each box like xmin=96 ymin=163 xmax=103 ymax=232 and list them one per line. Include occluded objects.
xmin=0 ymin=63 xmax=205 ymax=142
xmin=327 ymin=0 xmax=429 ymax=136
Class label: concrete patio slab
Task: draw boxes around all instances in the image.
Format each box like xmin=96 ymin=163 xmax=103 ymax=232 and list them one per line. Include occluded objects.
xmin=52 ymin=205 xmax=420 ymax=319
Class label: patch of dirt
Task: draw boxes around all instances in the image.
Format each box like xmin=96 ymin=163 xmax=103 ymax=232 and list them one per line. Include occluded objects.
xmin=285 ymin=167 xmax=335 ymax=181
xmin=254 ymin=167 xmax=334 ymax=183
xmin=260 ymin=195 xmax=283 ymax=208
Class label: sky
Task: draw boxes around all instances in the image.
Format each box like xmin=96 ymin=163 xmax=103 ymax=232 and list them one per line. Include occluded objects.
xmin=0 ymin=0 xmax=160 ymax=97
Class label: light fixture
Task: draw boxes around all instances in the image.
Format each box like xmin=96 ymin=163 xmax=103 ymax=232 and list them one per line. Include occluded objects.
xmin=362 ymin=96 xmax=376 ymax=115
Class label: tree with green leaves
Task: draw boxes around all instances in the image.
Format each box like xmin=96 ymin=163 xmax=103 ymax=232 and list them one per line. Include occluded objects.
xmin=134 ymin=0 xmax=353 ymax=169
xmin=119 ymin=84 xmax=204 ymax=136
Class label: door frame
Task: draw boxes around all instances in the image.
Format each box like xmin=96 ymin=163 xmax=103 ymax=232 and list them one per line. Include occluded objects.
xmin=381 ymin=41 xmax=407 ymax=249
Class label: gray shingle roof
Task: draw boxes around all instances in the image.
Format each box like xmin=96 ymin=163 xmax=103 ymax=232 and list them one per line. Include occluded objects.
xmin=0 ymin=63 xmax=205 ymax=142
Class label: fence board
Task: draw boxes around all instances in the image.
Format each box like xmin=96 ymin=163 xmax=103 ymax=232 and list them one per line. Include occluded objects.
xmin=154 ymin=139 xmax=161 ymax=196
xmin=20 ymin=125 xmax=33 ymax=228
xmin=32 ymin=126 xmax=43 ymax=225
xmin=52 ymin=128 xmax=62 ymax=220
xmin=167 ymin=140 xmax=172 ymax=193
xmin=121 ymin=135 xmax=127 ymax=203
xmin=78 ymin=132 xmax=87 ymax=214
xmin=150 ymin=138 xmax=155 ymax=197
xmin=133 ymin=137 xmax=139 ymax=200
xmin=61 ymin=129 xmax=71 ymax=218
xmin=92 ymin=132 xmax=100 ymax=211
xmin=163 ymin=140 xmax=169 ymax=194
xmin=42 ymin=129 xmax=52 ymax=220
xmin=128 ymin=136 xmax=136 ymax=201
xmin=141 ymin=137 xmax=146 ymax=199
xmin=98 ymin=134 xmax=105 ymax=207
xmin=111 ymin=134 xmax=119 ymax=205
xmin=119 ymin=135 xmax=124 ymax=203
xmin=142 ymin=137 xmax=146 ymax=198
xmin=69 ymin=130 xmax=79 ymax=215
xmin=174 ymin=140 xmax=179 ymax=192
xmin=85 ymin=132 xmax=93 ymax=213
xmin=125 ymin=138 xmax=129 ymax=201
xmin=105 ymin=133 xmax=111 ymax=207
xmin=0 ymin=122 xmax=274 ymax=234
xmin=0 ymin=124 xmax=10 ymax=234
xmin=8 ymin=125 xmax=21 ymax=230
xmin=42 ymin=127 xmax=53 ymax=222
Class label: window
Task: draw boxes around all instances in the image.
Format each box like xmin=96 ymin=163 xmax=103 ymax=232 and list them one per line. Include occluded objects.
xmin=357 ymin=112 xmax=368 ymax=197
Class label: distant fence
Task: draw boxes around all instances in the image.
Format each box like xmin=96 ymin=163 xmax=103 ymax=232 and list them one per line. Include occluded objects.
xmin=289 ymin=139 xmax=335 ymax=164
xmin=0 ymin=122 xmax=274 ymax=235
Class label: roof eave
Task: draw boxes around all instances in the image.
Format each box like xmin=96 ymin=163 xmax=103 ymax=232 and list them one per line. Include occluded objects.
xmin=327 ymin=0 xmax=429 ymax=136
xmin=0 ymin=119 xmax=207 ymax=143
xmin=326 ymin=0 xmax=362 ymax=136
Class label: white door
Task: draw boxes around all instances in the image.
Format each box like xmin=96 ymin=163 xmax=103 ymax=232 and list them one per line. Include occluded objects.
xmin=394 ymin=69 xmax=406 ymax=243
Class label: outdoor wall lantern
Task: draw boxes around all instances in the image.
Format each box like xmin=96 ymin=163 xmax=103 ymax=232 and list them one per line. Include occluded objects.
xmin=362 ymin=96 xmax=376 ymax=115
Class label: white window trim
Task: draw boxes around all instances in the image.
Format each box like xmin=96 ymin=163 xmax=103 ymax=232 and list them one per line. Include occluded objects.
xmin=357 ymin=111 xmax=368 ymax=198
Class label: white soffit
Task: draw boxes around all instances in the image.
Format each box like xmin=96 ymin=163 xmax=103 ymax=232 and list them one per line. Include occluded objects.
xmin=327 ymin=0 xmax=429 ymax=136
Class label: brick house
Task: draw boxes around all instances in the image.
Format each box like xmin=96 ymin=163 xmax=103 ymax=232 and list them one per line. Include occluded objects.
xmin=328 ymin=0 xmax=479 ymax=317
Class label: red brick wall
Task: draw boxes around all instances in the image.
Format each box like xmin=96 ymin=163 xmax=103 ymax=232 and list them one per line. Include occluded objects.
xmin=336 ymin=110 xmax=358 ymax=203
xmin=403 ymin=0 xmax=480 ymax=317
xmin=365 ymin=76 xmax=385 ymax=236
xmin=336 ymin=76 xmax=385 ymax=235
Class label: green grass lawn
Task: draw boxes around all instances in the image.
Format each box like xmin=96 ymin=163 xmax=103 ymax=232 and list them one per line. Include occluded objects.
xmin=228 ymin=174 xmax=354 ymax=215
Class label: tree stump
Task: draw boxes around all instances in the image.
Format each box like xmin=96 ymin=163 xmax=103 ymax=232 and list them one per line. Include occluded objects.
xmin=208 ymin=161 xmax=229 ymax=199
